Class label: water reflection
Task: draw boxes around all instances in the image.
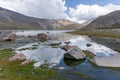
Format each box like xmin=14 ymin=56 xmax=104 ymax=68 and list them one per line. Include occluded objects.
xmin=0 ymin=30 xmax=118 ymax=68
xmin=64 ymin=58 xmax=85 ymax=66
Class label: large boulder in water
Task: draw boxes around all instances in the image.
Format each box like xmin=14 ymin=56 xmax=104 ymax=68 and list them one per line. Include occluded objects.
xmin=37 ymin=33 xmax=50 ymax=42
xmin=64 ymin=46 xmax=86 ymax=60
xmin=2 ymin=32 xmax=16 ymax=42
xmin=90 ymin=54 xmax=120 ymax=67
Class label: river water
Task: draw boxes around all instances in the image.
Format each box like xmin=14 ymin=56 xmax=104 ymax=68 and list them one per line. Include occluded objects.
xmin=0 ymin=30 xmax=120 ymax=80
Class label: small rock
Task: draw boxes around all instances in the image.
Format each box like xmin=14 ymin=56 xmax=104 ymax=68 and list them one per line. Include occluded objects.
xmin=64 ymin=46 xmax=86 ymax=60
xmin=114 ymin=48 xmax=120 ymax=52
xmin=38 ymin=33 xmax=50 ymax=42
xmin=9 ymin=53 xmax=26 ymax=62
xmin=86 ymin=43 xmax=92 ymax=47
xmin=64 ymin=41 xmax=71 ymax=45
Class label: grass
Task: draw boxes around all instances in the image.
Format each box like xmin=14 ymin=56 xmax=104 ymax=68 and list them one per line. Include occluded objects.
xmin=0 ymin=49 xmax=60 ymax=80
xmin=69 ymin=29 xmax=120 ymax=38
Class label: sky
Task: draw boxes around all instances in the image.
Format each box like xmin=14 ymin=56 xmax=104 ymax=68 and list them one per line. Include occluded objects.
xmin=0 ymin=0 xmax=120 ymax=23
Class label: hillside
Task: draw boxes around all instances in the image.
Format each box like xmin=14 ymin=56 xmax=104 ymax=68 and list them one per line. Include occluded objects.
xmin=82 ymin=10 xmax=120 ymax=30
xmin=0 ymin=7 xmax=82 ymax=30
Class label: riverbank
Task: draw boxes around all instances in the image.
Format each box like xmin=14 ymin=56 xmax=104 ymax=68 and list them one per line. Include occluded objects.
xmin=69 ymin=29 xmax=120 ymax=38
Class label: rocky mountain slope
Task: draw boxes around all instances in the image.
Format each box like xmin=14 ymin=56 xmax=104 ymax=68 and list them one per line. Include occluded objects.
xmin=0 ymin=7 xmax=82 ymax=30
xmin=82 ymin=10 xmax=120 ymax=30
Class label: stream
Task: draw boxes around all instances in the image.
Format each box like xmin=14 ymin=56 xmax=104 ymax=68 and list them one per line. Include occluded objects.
xmin=0 ymin=30 xmax=120 ymax=80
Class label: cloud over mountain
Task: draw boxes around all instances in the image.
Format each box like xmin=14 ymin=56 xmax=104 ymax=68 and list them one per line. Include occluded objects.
xmin=0 ymin=0 xmax=67 ymax=19
xmin=69 ymin=4 xmax=120 ymax=23
xmin=0 ymin=0 xmax=120 ymax=23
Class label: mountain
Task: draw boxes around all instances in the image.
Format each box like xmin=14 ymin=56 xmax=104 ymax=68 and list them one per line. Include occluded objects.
xmin=81 ymin=10 xmax=120 ymax=30
xmin=0 ymin=7 xmax=81 ymax=30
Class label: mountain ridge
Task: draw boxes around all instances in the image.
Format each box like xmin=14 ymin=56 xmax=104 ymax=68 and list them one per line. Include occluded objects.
xmin=0 ymin=7 xmax=82 ymax=30
xmin=81 ymin=10 xmax=120 ymax=30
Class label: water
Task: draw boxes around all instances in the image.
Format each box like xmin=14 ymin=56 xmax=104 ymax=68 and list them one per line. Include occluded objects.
xmin=0 ymin=30 xmax=120 ymax=80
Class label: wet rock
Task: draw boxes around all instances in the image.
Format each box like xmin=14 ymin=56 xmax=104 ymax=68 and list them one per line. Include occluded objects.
xmin=64 ymin=41 xmax=71 ymax=45
xmin=2 ymin=32 xmax=16 ymax=42
xmin=9 ymin=53 xmax=26 ymax=62
xmin=114 ymin=48 xmax=120 ymax=52
xmin=64 ymin=46 xmax=86 ymax=60
xmin=90 ymin=54 xmax=120 ymax=67
xmin=38 ymin=33 xmax=50 ymax=42
xmin=20 ymin=60 xmax=32 ymax=66
xmin=86 ymin=43 xmax=92 ymax=47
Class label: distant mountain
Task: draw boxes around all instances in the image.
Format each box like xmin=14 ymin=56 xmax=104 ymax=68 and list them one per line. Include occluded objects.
xmin=81 ymin=10 xmax=120 ymax=30
xmin=0 ymin=7 xmax=82 ymax=30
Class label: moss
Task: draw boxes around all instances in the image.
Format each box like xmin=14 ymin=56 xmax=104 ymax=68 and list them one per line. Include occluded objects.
xmin=0 ymin=49 xmax=59 ymax=80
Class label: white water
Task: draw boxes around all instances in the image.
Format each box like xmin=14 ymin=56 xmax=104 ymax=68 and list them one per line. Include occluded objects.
xmin=15 ymin=30 xmax=119 ymax=68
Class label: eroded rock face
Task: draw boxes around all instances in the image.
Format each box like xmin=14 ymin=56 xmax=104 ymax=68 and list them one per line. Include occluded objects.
xmin=90 ymin=54 xmax=120 ymax=67
xmin=37 ymin=33 xmax=50 ymax=42
xmin=9 ymin=53 xmax=26 ymax=62
xmin=64 ymin=46 xmax=86 ymax=60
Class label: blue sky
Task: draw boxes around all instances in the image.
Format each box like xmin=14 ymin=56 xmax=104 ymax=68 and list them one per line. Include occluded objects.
xmin=65 ymin=0 xmax=120 ymax=8
xmin=0 ymin=0 xmax=120 ymax=23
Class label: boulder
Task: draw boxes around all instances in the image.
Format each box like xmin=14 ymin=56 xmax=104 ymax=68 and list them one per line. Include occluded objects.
xmin=37 ymin=33 xmax=50 ymax=42
xmin=2 ymin=32 xmax=16 ymax=41
xmin=90 ymin=54 xmax=120 ymax=67
xmin=64 ymin=46 xmax=86 ymax=60
xmin=9 ymin=53 xmax=26 ymax=62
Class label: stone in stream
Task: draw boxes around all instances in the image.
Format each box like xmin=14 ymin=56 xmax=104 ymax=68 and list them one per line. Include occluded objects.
xmin=37 ymin=33 xmax=50 ymax=42
xmin=86 ymin=43 xmax=92 ymax=47
xmin=90 ymin=54 xmax=120 ymax=67
xmin=114 ymin=48 xmax=120 ymax=53
xmin=9 ymin=53 xmax=26 ymax=62
xmin=1 ymin=32 xmax=16 ymax=42
xmin=64 ymin=46 xmax=86 ymax=60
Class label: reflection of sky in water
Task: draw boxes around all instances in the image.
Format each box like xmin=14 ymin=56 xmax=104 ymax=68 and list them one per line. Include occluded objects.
xmin=15 ymin=30 xmax=119 ymax=67
xmin=69 ymin=37 xmax=118 ymax=56
xmin=16 ymin=43 xmax=66 ymax=68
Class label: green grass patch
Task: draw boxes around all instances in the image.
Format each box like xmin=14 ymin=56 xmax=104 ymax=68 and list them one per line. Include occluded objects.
xmin=0 ymin=49 xmax=60 ymax=80
xmin=69 ymin=29 xmax=120 ymax=38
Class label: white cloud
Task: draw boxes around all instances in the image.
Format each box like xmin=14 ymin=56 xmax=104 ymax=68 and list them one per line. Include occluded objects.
xmin=69 ymin=4 xmax=120 ymax=23
xmin=0 ymin=0 xmax=68 ymax=19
